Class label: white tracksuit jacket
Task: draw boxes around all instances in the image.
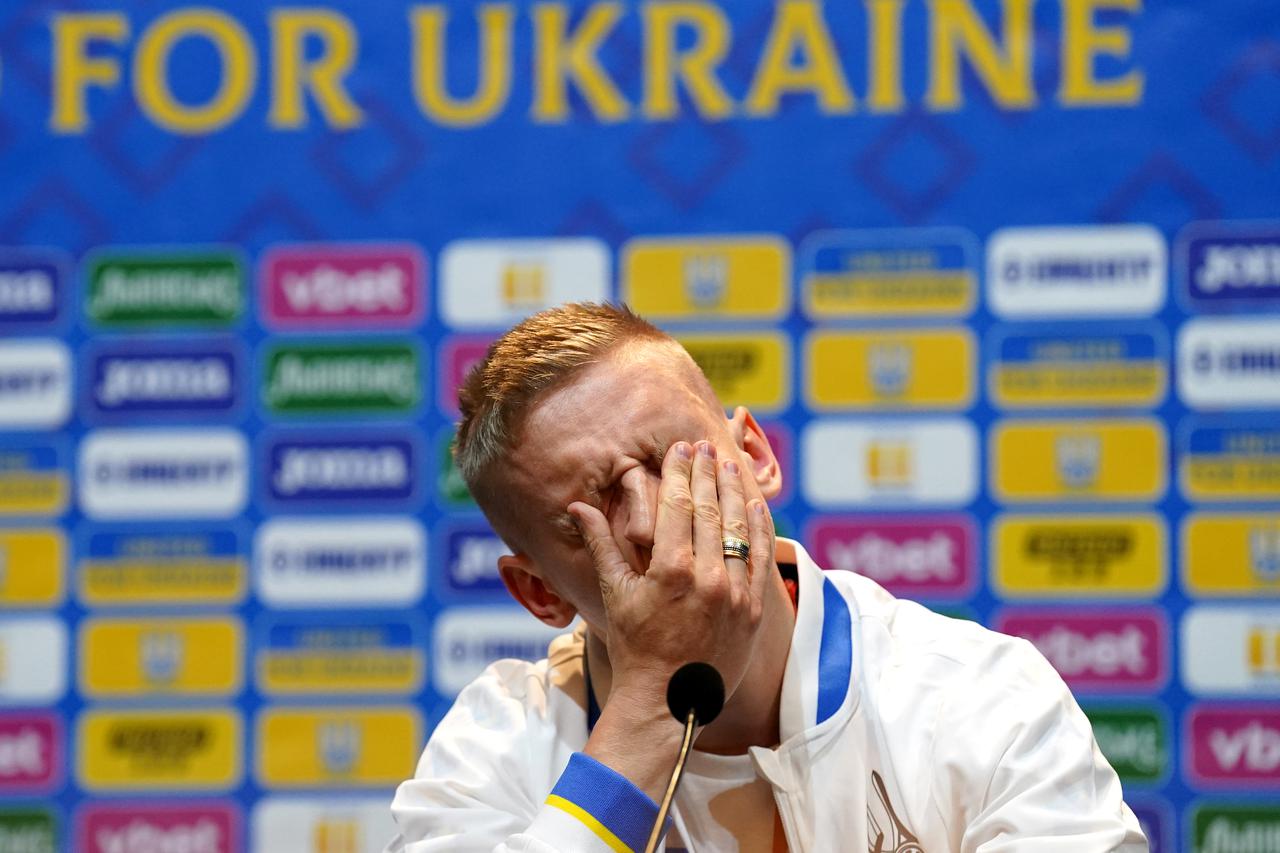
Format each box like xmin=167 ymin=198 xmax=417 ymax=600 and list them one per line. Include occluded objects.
xmin=388 ymin=540 xmax=1148 ymax=852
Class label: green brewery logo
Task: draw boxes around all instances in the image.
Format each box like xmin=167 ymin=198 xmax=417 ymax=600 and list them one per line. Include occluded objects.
xmin=0 ymin=808 xmax=56 ymax=853
xmin=86 ymin=250 xmax=243 ymax=326
xmin=1194 ymin=805 xmax=1280 ymax=853
xmin=1084 ymin=706 xmax=1166 ymax=784
xmin=264 ymin=341 xmax=420 ymax=413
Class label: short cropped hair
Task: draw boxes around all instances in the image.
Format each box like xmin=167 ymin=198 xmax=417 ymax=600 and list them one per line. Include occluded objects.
xmin=455 ymin=302 xmax=668 ymax=518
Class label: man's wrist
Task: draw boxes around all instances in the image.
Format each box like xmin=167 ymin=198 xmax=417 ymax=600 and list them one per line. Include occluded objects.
xmin=584 ymin=684 xmax=686 ymax=801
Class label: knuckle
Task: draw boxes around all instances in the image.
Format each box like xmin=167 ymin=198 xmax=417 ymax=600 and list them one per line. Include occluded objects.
xmin=662 ymin=492 xmax=694 ymax=514
xmin=693 ymin=501 xmax=721 ymax=525
xmin=723 ymin=518 xmax=749 ymax=539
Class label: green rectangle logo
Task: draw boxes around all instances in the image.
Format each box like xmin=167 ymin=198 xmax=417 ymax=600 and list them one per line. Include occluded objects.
xmin=86 ymin=250 xmax=244 ymax=326
xmin=1194 ymin=804 xmax=1280 ymax=852
xmin=263 ymin=341 xmax=421 ymax=414
xmin=0 ymin=808 xmax=57 ymax=853
xmin=1084 ymin=706 xmax=1166 ymax=784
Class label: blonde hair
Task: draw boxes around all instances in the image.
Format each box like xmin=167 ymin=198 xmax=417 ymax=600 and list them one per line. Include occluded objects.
xmin=455 ymin=302 xmax=668 ymax=515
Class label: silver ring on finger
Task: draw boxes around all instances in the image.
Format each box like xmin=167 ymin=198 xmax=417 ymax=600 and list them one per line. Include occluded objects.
xmin=722 ymin=536 xmax=750 ymax=562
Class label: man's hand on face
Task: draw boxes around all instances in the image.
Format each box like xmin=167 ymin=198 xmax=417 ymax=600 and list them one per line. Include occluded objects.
xmin=568 ymin=439 xmax=776 ymax=716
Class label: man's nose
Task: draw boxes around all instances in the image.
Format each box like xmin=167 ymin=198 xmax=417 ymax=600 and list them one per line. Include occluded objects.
xmin=620 ymin=465 xmax=658 ymax=549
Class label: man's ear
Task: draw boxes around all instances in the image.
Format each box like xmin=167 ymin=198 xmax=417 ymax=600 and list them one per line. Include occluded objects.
xmin=727 ymin=405 xmax=782 ymax=500
xmin=498 ymin=553 xmax=578 ymax=629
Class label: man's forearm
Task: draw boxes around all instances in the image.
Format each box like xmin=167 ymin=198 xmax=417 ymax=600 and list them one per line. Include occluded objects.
xmin=583 ymin=684 xmax=687 ymax=802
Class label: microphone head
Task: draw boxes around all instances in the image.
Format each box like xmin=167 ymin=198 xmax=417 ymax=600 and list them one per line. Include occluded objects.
xmin=666 ymin=662 xmax=725 ymax=726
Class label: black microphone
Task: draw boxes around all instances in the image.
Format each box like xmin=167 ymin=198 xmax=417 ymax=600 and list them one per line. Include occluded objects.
xmin=643 ymin=662 xmax=725 ymax=853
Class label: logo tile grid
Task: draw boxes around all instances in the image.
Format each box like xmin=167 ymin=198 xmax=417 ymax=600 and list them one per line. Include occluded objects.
xmin=4 ymin=224 xmax=1280 ymax=847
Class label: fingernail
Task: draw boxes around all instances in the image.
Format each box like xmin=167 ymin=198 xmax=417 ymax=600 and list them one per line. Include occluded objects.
xmin=676 ymin=442 xmax=692 ymax=460
xmin=725 ymin=459 xmax=739 ymax=475
xmin=751 ymin=500 xmax=765 ymax=516
xmin=699 ymin=441 xmax=716 ymax=459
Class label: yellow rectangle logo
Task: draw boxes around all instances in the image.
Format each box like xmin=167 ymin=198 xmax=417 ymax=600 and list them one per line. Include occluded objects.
xmin=622 ymin=236 xmax=789 ymax=319
xmin=79 ymin=617 xmax=243 ymax=698
xmin=994 ymin=514 xmax=1166 ymax=597
xmin=806 ymin=328 xmax=974 ymax=410
xmin=1183 ymin=514 xmax=1280 ymax=595
xmin=78 ymin=530 xmax=245 ymax=606
xmin=257 ymin=621 xmax=423 ymax=695
xmin=0 ymin=528 xmax=64 ymax=606
xmin=677 ymin=333 xmax=790 ymax=411
xmin=802 ymin=231 xmax=976 ymax=317
xmin=989 ymin=329 xmax=1166 ymax=409
xmin=78 ymin=709 xmax=241 ymax=791
xmin=256 ymin=706 xmax=421 ymax=788
xmin=1181 ymin=424 xmax=1280 ymax=501
xmin=992 ymin=419 xmax=1166 ymax=502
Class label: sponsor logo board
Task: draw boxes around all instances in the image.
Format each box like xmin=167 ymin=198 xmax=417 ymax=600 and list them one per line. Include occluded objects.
xmin=0 ymin=528 xmax=65 ymax=607
xmin=1188 ymin=705 xmax=1280 ymax=787
xmin=1183 ymin=514 xmax=1280 ymax=596
xmin=0 ymin=713 xmax=61 ymax=792
xmin=78 ymin=429 xmax=248 ymax=520
xmin=0 ymin=807 xmax=57 ymax=852
xmin=1179 ymin=221 xmax=1280 ymax=308
xmin=257 ymin=618 xmax=423 ymax=695
xmin=1179 ymin=318 xmax=1280 ymax=408
xmin=800 ymin=228 xmax=977 ymax=318
xmin=997 ymin=609 xmax=1166 ymax=691
xmin=78 ymin=528 xmax=245 ymax=607
xmin=255 ymin=517 xmax=425 ymax=607
xmin=0 ymin=444 xmax=68 ymax=517
xmin=1191 ymin=803 xmax=1280 ymax=853
xmin=87 ymin=341 xmax=239 ymax=417
xmin=261 ymin=341 xmax=420 ymax=415
xmin=1182 ymin=605 xmax=1280 ymax=696
xmin=439 ymin=336 xmax=495 ymax=417
xmin=801 ymin=419 xmax=978 ymax=508
xmin=987 ymin=225 xmax=1166 ymax=318
xmin=806 ymin=328 xmax=974 ymax=410
xmin=0 ymin=340 xmax=71 ymax=429
xmin=988 ymin=326 xmax=1166 ymax=409
xmin=0 ymin=618 xmax=67 ymax=705
xmin=252 ymin=797 xmax=394 ymax=853
xmin=255 ymin=707 xmax=420 ymax=788
xmin=1083 ymin=706 xmax=1168 ymax=785
xmin=993 ymin=515 xmax=1165 ymax=598
xmin=85 ymin=248 xmax=244 ymax=327
xmin=78 ymin=709 xmax=241 ymax=791
xmin=79 ymin=617 xmax=242 ymax=698
xmin=807 ymin=515 xmax=975 ymax=599
xmin=432 ymin=608 xmax=565 ymax=696
xmin=264 ymin=432 xmax=417 ymax=505
xmin=1129 ymin=800 xmax=1171 ymax=853
xmin=262 ymin=242 xmax=425 ymax=328
xmin=440 ymin=238 xmax=609 ymax=328
xmin=677 ymin=332 xmax=790 ymax=412
xmin=991 ymin=419 xmax=1166 ymax=503
xmin=443 ymin=525 xmax=511 ymax=595
xmin=0 ymin=249 xmax=66 ymax=327
xmin=77 ymin=802 xmax=237 ymax=853
xmin=621 ymin=235 xmax=790 ymax=319
xmin=1181 ymin=421 xmax=1280 ymax=501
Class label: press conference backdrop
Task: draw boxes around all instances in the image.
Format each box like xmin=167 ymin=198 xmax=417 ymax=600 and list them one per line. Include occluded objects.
xmin=1 ymin=1 xmax=1278 ymax=850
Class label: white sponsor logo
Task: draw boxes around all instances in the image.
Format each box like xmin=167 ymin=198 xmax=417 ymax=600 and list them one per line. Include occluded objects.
xmin=272 ymin=446 xmax=408 ymax=496
xmin=78 ymin=429 xmax=248 ymax=519
xmin=987 ymin=225 xmax=1166 ymax=318
xmin=0 ymin=728 xmax=47 ymax=778
xmin=823 ymin=533 xmax=957 ymax=583
xmin=252 ymin=797 xmax=393 ymax=853
xmin=96 ymin=357 xmax=231 ymax=407
xmin=1031 ymin=626 xmax=1148 ymax=677
xmin=1178 ymin=318 xmax=1280 ymax=408
xmin=1182 ymin=605 xmax=1280 ymax=696
xmin=95 ymin=818 xmax=223 ymax=853
xmin=801 ymin=419 xmax=978 ymax=507
xmin=0 ymin=618 xmax=66 ymax=705
xmin=0 ymin=340 xmax=71 ymax=429
xmin=440 ymin=239 xmax=609 ymax=328
xmin=432 ymin=609 xmax=565 ymax=695
xmin=1210 ymin=722 xmax=1280 ymax=773
xmin=255 ymin=517 xmax=425 ymax=607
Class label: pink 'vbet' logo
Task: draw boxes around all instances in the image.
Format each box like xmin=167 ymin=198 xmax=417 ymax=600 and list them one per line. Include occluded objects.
xmin=808 ymin=515 xmax=975 ymax=598
xmin=0 ymin=713 xmax=60 ymax=792
xmin=262 ymin=243 xmax=425 ymax=327
xmin=78 ymin=802 xmax=239 ymax=853
xmin=996 ymin=608 xmax=1166 ymax=691
xmin=439 ymin=335 xmax=497 ymax=416
xmin=1188 ymin=705 xmax=1280 ymax=787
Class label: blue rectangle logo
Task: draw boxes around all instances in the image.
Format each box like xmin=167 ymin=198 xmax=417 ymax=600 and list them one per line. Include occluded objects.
xmin=0 ymin=251 xmax=65 ymax=326
xmin=1181 ymin=222 xmax=1280 ymax=307
xmin=265 ymin=434 xmax=417 ymax=504
xmin=444 ymin=525 xmax=511 ymax=593
xmin=89 ymin=343 xmax=239 ymax=416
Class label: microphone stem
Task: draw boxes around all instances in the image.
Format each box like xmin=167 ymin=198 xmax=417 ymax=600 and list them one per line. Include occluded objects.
xmin=644 ymin=709 xmax=697 ymax=853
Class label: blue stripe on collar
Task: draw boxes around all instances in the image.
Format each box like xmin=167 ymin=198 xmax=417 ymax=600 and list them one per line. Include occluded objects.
xmin=817 ymin=575 xmax=853 ymax=725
